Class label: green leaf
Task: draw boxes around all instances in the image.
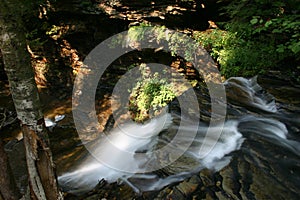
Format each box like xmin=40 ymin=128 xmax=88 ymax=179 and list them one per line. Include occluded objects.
xmin=265 ymin=20 xmax=272 ymax=27
xmin=289 ymin=42 xmax=300 ymax=54
xmin=250 ymin=18 xmax=258 ymax=25
xmin=272 ymin=29 xmax=282 ymax=33
xmin=276 ymin=44 xmax=285 ymax=53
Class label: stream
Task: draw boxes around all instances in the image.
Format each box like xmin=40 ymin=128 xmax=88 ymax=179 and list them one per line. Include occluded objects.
xmin=57 ymin=75 xmax=300 ymax=199
xmin=0 ymin=1 xmax=298 ymax=198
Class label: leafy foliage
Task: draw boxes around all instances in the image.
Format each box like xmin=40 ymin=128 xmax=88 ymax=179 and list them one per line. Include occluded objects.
xmin=194 ymin=29 xmax=275 ymax=77
xmin=195 ymin=0 xmax=300 ymax=79
xmin=127 ymin=23 xmax=198 ymax=62
xmin=129 ymin=64 xmax=176 ymax=122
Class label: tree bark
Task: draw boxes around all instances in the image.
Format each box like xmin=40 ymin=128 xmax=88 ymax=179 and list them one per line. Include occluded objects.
xmin=0 ymin=139 xmax=21 ymax=200
xmin=0 ymin=0 xmax=62 ymax=199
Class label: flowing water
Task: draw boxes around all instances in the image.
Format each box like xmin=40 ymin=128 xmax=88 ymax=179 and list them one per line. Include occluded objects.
xmin=57 ymin=76 xmax=300 ymax=198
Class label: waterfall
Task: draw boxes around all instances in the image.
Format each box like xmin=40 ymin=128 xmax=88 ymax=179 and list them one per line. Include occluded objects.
xmin=224 ymin=76 xmax=277 ymax=113
xmin=58 ymin=111 xmax=173 ymax=194
xmin=58 ymin=76 xmax=300 ymax=195
xmin=58 ymin=113 xmax=245 ymax=194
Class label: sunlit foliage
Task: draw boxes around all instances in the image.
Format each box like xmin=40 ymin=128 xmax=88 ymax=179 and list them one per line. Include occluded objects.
xmin=196 ymin=0 xmax=300 ymax=80
xmin=128 ymin=63 xmax=176 ymax=122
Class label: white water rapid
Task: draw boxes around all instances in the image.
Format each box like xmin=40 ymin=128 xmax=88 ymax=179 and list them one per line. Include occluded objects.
xmin=58 ymin=113 xmax=244 ymax=194
xmin=58 ymin=76 xmax=300 ymax=195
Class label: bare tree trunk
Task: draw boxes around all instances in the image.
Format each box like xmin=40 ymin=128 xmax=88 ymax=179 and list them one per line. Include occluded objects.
xmin=0 ymin=0 xmax=62 ymax=199
xmin=0 ymin=139 xmax=21 ymax=200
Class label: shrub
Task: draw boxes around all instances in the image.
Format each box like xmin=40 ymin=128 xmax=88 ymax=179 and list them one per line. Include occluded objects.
xmin=129 ymin=64 xmax=176 ymax=122
xmin=195 ymin=0 xmax=300 ymax=79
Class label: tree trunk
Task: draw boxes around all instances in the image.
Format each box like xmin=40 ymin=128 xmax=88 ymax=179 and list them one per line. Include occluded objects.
xmin=0 ymin=139 xmax=21 ymax=200
xmin=0 ymin=1 xmax=62 ymax=199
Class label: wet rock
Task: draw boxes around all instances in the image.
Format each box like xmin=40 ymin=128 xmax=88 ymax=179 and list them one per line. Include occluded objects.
xmin=258 ymin=75 xmax=300 ymax=111
xmin=175 ymin=175 xmax=200 ymax=197
xmin=156 ymin=153 xmax=200 ymax=175
xmin=219 ymin=164 xmax=241 ymax=200
xmin=64 ymin=180 xmax=137 ymax=200
xmin=199 ymin=169 xmax=215 ymax=187
xmin=155 ymin=186 xmax=186 ymax=200
xmin=216 ymin=140 xmax=300 ymax=200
